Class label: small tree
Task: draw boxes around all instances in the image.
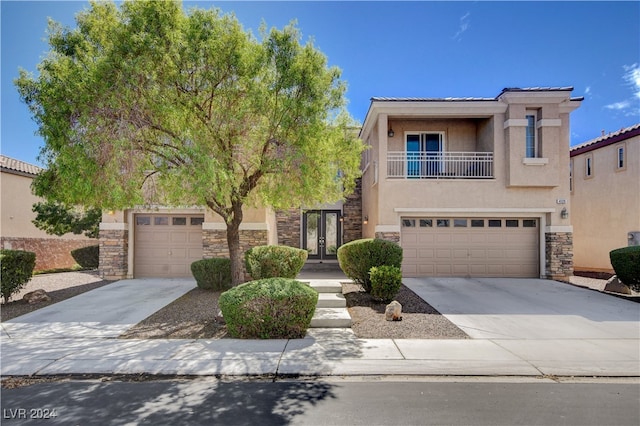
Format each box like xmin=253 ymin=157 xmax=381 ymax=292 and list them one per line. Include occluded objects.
xmin=32 ymin=201 xmax=101 ymax=238
xmin=16 ymin=0 xmax=362 ymax=285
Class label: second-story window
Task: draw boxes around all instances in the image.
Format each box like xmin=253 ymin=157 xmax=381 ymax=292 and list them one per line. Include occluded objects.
xmin=525 ymin=111 xmax=538 ymax=158
xmin=617 ymin=144 xmax=625 ymax=170
xmin=585 ymin=154 xmax=593 ymax=178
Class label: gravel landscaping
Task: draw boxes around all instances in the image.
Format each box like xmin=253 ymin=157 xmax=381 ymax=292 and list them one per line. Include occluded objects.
xmin=120 ymin=281 xmax=469 ymax=339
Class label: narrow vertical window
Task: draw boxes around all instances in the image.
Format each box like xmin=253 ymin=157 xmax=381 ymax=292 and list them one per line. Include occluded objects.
xmin=617 ymin=145 xmax=625 ymax=169
xmin=569 ymin=160 xmax=573 ymax=192
xmin=585 ymin=155 xmax=593 ymax=177
xmin=525 ymin=112 xmax=537 ymax=158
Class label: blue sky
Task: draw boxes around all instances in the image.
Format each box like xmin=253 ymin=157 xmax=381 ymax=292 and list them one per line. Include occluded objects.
xmin=2 ymin=1 xmax=639 ymax=166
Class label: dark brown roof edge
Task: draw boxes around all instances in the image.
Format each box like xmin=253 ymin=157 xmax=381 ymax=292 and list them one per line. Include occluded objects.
xmin=570 ymin=124 xmax=640 ymax=157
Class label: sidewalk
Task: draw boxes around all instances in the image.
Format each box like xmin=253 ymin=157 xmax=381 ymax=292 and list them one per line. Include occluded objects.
xmin=1 ymin=277 xmax=639 ymax=378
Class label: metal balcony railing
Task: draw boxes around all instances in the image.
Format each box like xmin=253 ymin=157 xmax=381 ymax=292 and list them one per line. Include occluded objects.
xmin=387 ymin=151 xmax=494 ymax=179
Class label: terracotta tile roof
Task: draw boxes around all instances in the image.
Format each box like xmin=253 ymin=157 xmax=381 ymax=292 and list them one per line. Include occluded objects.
xmin=0 ymin=155 xmax=42 ymax=177
xmin=570 ymin=123 xmax=640 ymax=157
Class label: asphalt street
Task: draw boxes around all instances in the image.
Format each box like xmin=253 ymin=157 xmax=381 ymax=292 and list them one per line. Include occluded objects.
xmin=2 ymin=377 xmax=639 ymax=426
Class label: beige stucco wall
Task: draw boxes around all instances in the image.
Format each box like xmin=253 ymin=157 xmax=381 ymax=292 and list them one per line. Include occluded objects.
xmin=571 ymin=135 xmax=640 ymax=271
xmin=1 ymin=171 xmax=89 ymax=240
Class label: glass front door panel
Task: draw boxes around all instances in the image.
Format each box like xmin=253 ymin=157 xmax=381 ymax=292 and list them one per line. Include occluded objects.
xmin=303 ymin=210 xmax=341 ymax=260
xmin=305 ymin=211 xmax=319 ymax=256
xmin=324 ymin=212 xmax=338 ymax=256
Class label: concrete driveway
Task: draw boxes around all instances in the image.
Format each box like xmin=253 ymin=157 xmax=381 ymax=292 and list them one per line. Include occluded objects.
xmin=403 ymin=277 xmax=640 ymax=340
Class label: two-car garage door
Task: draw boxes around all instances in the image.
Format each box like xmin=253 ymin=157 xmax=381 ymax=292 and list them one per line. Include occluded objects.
xmin=401 ymin=217 xmax=539 ymax=278
xmin=134 ymin=214 xmax=204 ymax=278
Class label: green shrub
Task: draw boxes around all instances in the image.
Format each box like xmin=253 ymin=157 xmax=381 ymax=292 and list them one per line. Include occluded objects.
xmin=610 ymin=246 xmax=640 ymax=291
xmin=337 ymin=238 xmax=403 ymax=292
xmin=219 ymin=278 xmax=318 ymax=339
xmin=369 ymin=265 xmax=403 ymax=302
xmin=244 ymin=245 xmax=308 ymax=279
xmin=190 ymin=258 xmax=233 ymax=291
xmin=0 ymin=250 xmax=36 ymax=301
xmin=70 ymin=245 xmax=99 ymax=269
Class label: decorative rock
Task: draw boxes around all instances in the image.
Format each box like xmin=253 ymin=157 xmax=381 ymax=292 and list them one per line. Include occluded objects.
xmin=385 ymin=300 xmax=402 ymax=321
xmin=604 ymin=276 xmax=632 ymax=295
xmin=23 ymin=289 xmax=51 ymax=304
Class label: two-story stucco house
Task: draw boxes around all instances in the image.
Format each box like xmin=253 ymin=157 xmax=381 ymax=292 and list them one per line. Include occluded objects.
xmin=570 ymin=124 xmax=640 ymax=273
xmin=358 ymin=87 xmax=582 ymax=279
xmin=0 ymin=155 xmax=94 ymax=271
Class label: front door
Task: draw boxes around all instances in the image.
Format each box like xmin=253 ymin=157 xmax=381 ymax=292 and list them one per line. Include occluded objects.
xmin=303 ymin=210 xmax=341 ymax=260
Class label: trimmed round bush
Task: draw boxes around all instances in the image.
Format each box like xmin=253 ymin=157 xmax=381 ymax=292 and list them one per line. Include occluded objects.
xmin=244 ymin=245 xmax=308 ymax=279
xmin=337 ymin=238 xmax=403 ymax=292
xmin=370 ymin=265 xmax=403 ymax=302
xmin=219 ymin=278 xmax=318 ymax=339
xmin=610 ymin=246 xmax=640 ymax=291
xmin=71 ymin=245 xmax=99 ymax=269
xmin=0 ymin=249 xmax=36 ymax=301
xmin=190 ymin=258 xmax=233 ymax=291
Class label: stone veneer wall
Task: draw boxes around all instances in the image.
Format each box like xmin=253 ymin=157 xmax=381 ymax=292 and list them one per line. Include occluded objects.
xmin=1 ymin=237 xmax=96 ymax=272
xmin=203 ymin=229 xmax=268 ymax=280
xmin=375 ymin=232 xmax=400 ymax=243
xmin=343 ymin=178 xmax=362 ymax=244
xmin=276 ymin=209 xmax=301 ymax=248
xmin=545 ymin=232 xmax=573 ymax=279
xmin=99 ymin=230 xmax=128 ymax=280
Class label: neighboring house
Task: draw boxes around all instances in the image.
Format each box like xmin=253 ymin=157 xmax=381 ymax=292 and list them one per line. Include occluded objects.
xmin=0 ymin=155 xmax=94 ymax=271
xmin=570 ymin=124 xmax=640 ymax=273
xmin=358 ymin=87 xmax=582 ymax=279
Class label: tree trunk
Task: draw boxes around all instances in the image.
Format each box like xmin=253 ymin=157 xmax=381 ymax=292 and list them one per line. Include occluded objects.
xmin=226 ymin=220 xmax=244 ymax=286
xmin=226 ymin=202 xmax=245 ymax=286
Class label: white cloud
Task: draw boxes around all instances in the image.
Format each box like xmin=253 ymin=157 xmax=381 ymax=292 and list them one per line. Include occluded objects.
xmin=622 ymin=63 xmax=640 ymax=99
xmin=452 ymin=12 xmax=471 ymax=41
xmin=603 ymin=64 xmax=640 ymax=116
xmin=605 ymin=100 xmax=631 ymax=110
xmin=584 ymin=86 xmax=592 ymax=97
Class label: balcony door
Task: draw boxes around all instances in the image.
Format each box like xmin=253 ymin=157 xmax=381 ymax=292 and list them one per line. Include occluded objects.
xmin=303 ymin=210 xmax=341 ymax=260
xmin=407 ymin=132 xmax=444 ymax=177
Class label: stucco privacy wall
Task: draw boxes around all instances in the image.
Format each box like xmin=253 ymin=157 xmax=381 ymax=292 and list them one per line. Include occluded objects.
xmin=570 ymin=125 xmax=640 ymax=272
xmin=1 ymin=156 xmax=95 ymax=271
xmin=359 ymin=88 xmax=582 ymax=279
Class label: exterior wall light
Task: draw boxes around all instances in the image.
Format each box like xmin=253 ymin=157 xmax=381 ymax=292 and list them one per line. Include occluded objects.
xmin=388 ymin=127 xmax=394 ymax=138
xmin=561 ymin=207 xmax=568 ymax=219
xmin=363 ymin=215 xmax=368 ymax=225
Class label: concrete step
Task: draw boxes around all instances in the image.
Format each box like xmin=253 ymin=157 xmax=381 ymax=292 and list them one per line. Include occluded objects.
xmin=310 ymin=308 xmax=352 ymax=328
xmin=317 ymin=293 xmax=346 ymax=308
xmin=306 ymin=280 xmax=343 ymax=294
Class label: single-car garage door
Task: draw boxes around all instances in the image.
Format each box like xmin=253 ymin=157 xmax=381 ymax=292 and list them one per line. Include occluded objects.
xmin=401 ymin=217 xmax=539 ymax=278
xmin=134 ymin=214 xmax=204 ymax=278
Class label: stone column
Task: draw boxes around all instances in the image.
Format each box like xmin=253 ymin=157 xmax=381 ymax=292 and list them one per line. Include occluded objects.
xmin=99 ymin=228 xmax=128 ymax=280
xmin=375 ymin=232 xmax=400 ymax=243
xmin=202 ymin=226 xmax=268 ymax=281
xmin=275 ymin=209 xmax=301 ymax=248
xmin=343 ymin=178 xmax=363 ymax=244
xmin=545 ymin=232 xmax=573 ymax=279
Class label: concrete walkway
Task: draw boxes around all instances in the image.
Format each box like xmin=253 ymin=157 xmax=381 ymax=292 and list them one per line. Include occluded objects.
xmin=1 ymin=277 xmax=639 ymax=378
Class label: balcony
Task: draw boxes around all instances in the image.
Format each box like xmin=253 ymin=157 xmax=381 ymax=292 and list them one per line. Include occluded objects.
xmin=387 ymin=151 xmax=494 ymax=179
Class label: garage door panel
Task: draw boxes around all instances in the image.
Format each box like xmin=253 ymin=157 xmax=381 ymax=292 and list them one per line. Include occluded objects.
xmin=418 ymin=249 xmax=434 ymax=259
xmin=452 ymin=249 xmax=468 ymax=259
xmin=135 ymin=214 xmax=204 ymax=278
xmin=436 ymin=249 xmax=452 ymax=259
xmin=401 ymin=216 xmax=538 ymax=278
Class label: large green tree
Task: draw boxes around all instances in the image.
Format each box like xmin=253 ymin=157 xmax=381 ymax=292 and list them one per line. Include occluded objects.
xmin=32 ymin=201 xmax=101 ymax=239
xmin=16 ymin=0 xmax=362 ymax=285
